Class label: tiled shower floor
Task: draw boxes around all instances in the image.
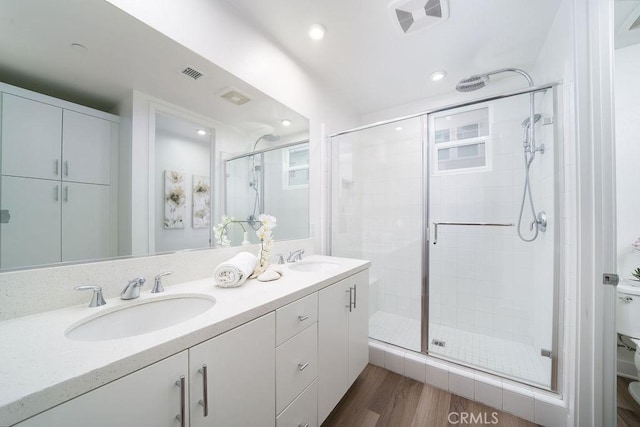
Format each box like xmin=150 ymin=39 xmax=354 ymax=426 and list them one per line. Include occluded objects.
xmin=369 ymin=310 xmax=549 ymax=387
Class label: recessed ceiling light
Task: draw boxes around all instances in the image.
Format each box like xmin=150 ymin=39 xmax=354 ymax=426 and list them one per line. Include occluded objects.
xmin=308 ymin=24 xmax=326 ymax=40
xmin=430 ymin=70 xmax=447 ymax=82
xmin=197 ymin=129 xmax=207 ymax=136
xmin=395 ymin=126 xmax=403 ymax=131
xmin=281 ymin=119 xmax=292 ymax=127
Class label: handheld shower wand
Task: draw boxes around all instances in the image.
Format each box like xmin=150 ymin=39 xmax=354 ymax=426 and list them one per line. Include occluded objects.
xmin=456 ymin=68 xmax=545 ymax=242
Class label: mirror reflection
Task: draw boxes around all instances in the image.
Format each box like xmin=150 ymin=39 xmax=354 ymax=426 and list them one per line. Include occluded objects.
xmin=0 ymin=0 xmax=310 ymax=270
xmin=224 ymin=142 xmax=310 ymax=246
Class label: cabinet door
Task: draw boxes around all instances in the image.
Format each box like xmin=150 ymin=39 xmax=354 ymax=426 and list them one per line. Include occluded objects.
xmin=0 ymin=176 xmax=61 ymax=268
xmin=189 ymin=312 xmax=275 ymax=427
xmin=62 ymin=110 xmax=112 ymax=185
xmin=317 ymin=279 xmax=350 ymax=425
xmin=348 ymin=269 xmax=369 ymax=386
xmin=16 ymin=351 xmax=189 ymax=427
xmin=1 ymin=93 xmax=62 ymax=180
xmin=61 ymin=182 xmax=111 ymax=262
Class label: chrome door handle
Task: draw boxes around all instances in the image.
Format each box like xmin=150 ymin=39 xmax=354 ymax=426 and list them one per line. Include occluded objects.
xmin=198 ymin=364 xmax=209 ymax=417
xmin=64 ymin=161 xmax=69 ymax=177
xmin=298 ymin=314 xmax=309 ymax=321
xmin=63 ymin=186 xmax=69 ymax=202
xmin=175 ymin=375 xmax=186 ymax=427
xmin=54 ymin=159 xmax=59 ymax=176
xmin=298 ymin=362 xmax=309 ymax=371
xmin=54 ymin=185 xmax=59 ymax=201
xmin=345 ymin=288 xmax=352 ymax=312
xmin=353 ymin=284 xmax=357 ymax=309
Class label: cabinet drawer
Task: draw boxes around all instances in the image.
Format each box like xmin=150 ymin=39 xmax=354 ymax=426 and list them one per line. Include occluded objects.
xmin=276 ymin=323 xmax=318 ymax=414
xmin=276 ymin=379 xmax=318 ymax=427
xmin=276 ymin=293 xmax=318 ymax=346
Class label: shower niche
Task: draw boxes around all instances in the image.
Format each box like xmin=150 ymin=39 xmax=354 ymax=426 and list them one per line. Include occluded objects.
xmin=224 ymin=142 xmax=310 ymax=246
xmin=331 ymin=84 xmax=560 ymax=391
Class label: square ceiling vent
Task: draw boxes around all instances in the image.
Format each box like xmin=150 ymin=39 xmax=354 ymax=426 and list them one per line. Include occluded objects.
xmin=389 ymin=0 xmax=449 ymax=35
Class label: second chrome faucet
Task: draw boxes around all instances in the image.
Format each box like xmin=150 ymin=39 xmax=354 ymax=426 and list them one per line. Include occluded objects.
xmin=120 ymin=272 xmax=173 ymax=300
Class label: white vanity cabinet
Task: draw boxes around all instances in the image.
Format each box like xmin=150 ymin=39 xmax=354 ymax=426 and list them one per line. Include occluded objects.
xmin=189 ymin=312 xmax=275 ymax=427
xmin=317 ymin=269 xmax=369 ymax=424
xmin=275 ymin=293 xmax=318 ymax=427
xmin=0 ymin=85 xmax=118 ymax=268
xmin=16 ymin=351 xmax=190 ymax=427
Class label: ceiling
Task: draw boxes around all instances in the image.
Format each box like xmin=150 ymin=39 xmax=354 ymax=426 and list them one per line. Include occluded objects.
xmin=0 ymin=0 xmax=308 ymax=140
xmin=615 ymin=1 xmax=640 ymax=49
xmin=222 ymin=0 xmax=563 ymax=115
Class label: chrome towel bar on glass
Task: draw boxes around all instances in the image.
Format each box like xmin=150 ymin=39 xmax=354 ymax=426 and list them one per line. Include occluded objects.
xmin=432 ymin=222 xmax=515 ymax=244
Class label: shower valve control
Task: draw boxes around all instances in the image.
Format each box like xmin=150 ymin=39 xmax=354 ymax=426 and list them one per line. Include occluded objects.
xmin=530 ymin=211 xmax=547 ymax=233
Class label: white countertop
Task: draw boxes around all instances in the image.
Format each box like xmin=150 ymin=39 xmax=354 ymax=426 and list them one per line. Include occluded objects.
xmin=0 ymin=255 xmax=369 ymax=426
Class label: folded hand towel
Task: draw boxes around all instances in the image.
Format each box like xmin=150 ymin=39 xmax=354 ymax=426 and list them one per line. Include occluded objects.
xmin=214 ymin=252 xmax=258 ymax=288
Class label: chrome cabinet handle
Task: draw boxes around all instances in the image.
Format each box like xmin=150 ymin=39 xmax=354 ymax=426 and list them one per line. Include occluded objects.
xmin=54 ymin=159 xmax=59 ymax=176
xmin=175 ymin=375 xmax=186 ymax=427
xmin=619 ymin=296 xmax=633 ymax=302
xmin=54 ymin=185 xmax=59 ymax=201
xmin=63 ymin=186 xmax=69 ymax=202
xmin=298 ymin=314 xmax=309 ymax=321
xmin=346 ymin=288 xmax=353 ymax=312
xmin=198 ymin=364 xmax=209 ymax=417
xmin=64 ymin=161 xmax=69 ymax=177
xmin=298 ymin=362 xmax=309 ymax=371
xmin=353 ymin=284 xmax=357 ymax=309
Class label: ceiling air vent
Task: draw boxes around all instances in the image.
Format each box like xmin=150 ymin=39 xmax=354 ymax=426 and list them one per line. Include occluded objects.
xmin=389 ymin=0 xmax=449 ymax=35
xmin=217 ymin=87 xmax=252 ymax=106
xmin=181 ymin=66 xmax=204 ymax=80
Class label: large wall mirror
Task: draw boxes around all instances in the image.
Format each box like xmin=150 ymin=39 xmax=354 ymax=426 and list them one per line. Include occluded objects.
xmin=0 ymin=0 xmax=310 ymax=270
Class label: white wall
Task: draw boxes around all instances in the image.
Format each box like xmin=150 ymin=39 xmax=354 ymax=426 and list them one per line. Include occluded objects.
xmin=154 ymin=128 xmax=211 ymax=252
xmin=615 ymin=43 xmax=640 ymax=281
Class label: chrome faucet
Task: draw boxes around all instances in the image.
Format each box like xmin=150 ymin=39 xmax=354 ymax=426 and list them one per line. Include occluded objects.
xmin=286 ymin=249 xmax=305 ymax=262
xmin=75 ymin=285 xmax=106 ymax=307
xmin=121 ymin=277 xmax=146 ymax=300
xmin=152 ymin=271 xmax=172 ymax=293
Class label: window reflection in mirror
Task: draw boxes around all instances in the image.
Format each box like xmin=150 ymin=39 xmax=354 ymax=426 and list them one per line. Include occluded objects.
xmin=224 ymin=142 xmax=310 ymax=246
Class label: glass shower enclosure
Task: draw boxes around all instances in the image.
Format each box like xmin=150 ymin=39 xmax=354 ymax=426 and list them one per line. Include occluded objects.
xmin=330 ymin=86 xmax=560 ymax=390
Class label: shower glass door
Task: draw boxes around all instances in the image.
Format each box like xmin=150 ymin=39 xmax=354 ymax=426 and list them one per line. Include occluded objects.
xmin=426 ymin=89 xmax=557 ymax=389
xmin=331 ymin=117 xmax=424 ymax=352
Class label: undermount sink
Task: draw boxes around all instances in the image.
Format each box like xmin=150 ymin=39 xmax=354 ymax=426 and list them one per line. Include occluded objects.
xmin=288 ymin=261 xmax=341 ymax=273
xmin=66 ymin=295 xmax=216 ymax=341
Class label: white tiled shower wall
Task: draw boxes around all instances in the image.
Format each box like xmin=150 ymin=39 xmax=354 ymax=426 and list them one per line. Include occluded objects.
xmin=429 ymin=92 xmax=555 ymax=353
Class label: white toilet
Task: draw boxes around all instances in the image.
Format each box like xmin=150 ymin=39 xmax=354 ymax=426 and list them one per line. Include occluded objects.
xmin=617 ymin=282 xmax=640 ymax=403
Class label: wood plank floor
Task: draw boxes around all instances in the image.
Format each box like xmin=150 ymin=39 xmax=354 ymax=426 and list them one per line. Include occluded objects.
xmin=321 ymin=364 xmax=539 ymax=427
xmin=617 ymin=376 xmax=640 ymax=427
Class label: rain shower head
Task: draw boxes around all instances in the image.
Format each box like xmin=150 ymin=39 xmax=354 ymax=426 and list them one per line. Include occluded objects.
xmin=252 ymin=133 xmax=280 ymax=151
xmin=455 ymin=75 xmax=490 ymax=92
xmin=456 ymin=68 xmax=534 ymax=93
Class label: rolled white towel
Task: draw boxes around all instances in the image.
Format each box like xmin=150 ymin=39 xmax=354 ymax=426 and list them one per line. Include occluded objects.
xmin=214 ymin=252 xmax=258 ymax=288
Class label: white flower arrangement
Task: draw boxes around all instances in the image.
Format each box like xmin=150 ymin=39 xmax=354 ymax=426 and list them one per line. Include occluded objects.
xmin=213 ymin=215 xmax=245 ymax=248
xmin=251 ymin=214 xmax=277 ymax=278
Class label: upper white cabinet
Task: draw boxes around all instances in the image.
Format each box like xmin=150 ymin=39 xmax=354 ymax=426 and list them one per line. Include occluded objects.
xmin=0 ymin=84 xmax=118 ymax=268
xmin=1 ymin=94 xmax=114 ymax=184
xmin=62 ymin=110 xmax=113 ymax=185
xmin=1 ymin=94 xmax=62 ymax=180
xmin=16 ymin=351 xmax=189 ymax=427
xmin=317 ymin=269 xmax=369 ymax=424
xmin=189 ymin=312 xmax=276 ymax=427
